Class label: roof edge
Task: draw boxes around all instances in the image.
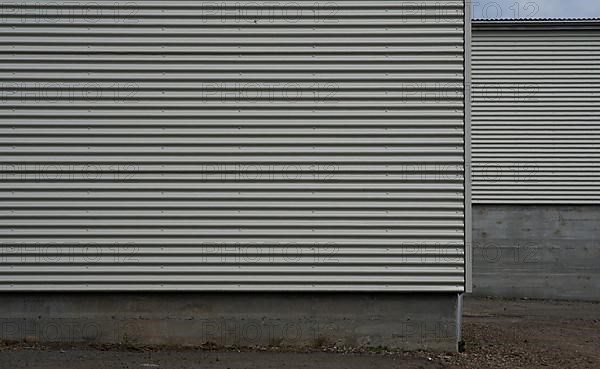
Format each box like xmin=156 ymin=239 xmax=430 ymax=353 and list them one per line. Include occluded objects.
xmin=473 ymin=18 xmax=600 ymax=26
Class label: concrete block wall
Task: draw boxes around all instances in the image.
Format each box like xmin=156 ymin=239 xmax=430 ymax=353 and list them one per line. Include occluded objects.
xmin=0 ymin=293 xmax=460 ymax=352
xmin=472 ymin=205 xmax=600 ymax=301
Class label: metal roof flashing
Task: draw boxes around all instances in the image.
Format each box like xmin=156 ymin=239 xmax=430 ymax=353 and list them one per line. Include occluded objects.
xmin=472 ymin=18 xmax=600 ymax=27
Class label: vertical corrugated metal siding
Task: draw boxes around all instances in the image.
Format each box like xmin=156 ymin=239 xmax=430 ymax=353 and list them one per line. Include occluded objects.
xmin=472 ymin=23 xmax=600 ymax=203
xmin=0 ymin=1 xmax=466 ymax=291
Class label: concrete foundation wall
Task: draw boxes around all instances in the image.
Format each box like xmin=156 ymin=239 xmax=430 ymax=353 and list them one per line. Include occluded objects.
xmin=0 ymin=293 xmax=459 ymax=352
xmin=473 ymin=205 xmax=600 ymax=301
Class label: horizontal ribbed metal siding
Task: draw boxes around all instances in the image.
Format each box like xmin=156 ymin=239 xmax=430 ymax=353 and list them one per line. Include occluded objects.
xmin=472 ymin=22 xmax=600 ymax=204
xmin=0 ymin=1 xmax=466 ymax=291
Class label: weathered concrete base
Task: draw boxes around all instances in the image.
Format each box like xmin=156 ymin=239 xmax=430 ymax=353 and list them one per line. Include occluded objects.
xmin=473 ymin=205 xmax=600 ymax=301
xmin=0 ymin=293 xmax=460 ymax=352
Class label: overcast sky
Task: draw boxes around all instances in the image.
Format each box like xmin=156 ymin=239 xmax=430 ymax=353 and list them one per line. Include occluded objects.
xmin=472 ymin=0 xmax=600 ymax=19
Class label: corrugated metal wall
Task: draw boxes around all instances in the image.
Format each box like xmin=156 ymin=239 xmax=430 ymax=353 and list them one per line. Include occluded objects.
xmin=472 ymin=21 xmax=600 ymax=204
xmin=0 ymin=1 xmax=467 ymax=291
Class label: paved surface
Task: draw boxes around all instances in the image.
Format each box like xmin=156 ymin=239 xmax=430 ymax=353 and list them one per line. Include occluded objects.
xmin=1 ymin=297 xmax=599 ymax=369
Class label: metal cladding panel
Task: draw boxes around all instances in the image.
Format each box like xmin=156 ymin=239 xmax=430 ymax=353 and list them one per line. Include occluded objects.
xmin=472 ymin=21 xmax=600 ymax=204
xmin=0 ymin=1 xmax=467 ymax=291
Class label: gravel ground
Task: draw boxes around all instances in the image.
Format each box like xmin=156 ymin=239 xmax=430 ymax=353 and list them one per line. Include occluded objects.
xmin=443 ymin=297 xmax=600 ymax=369
xmin=0 ymin=297 xmax=598 ymax=369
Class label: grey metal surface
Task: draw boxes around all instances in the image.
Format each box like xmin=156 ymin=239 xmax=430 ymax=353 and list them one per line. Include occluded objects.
xmin=471 ymin=21 xmax=600 ymax=204
xmin=0 ymin=1 xmax=467 ymax=291
xmin=463 ymin=0 xmax=472 ymax=292
xmin=473 ymin=18 xmax=600 ymax=23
